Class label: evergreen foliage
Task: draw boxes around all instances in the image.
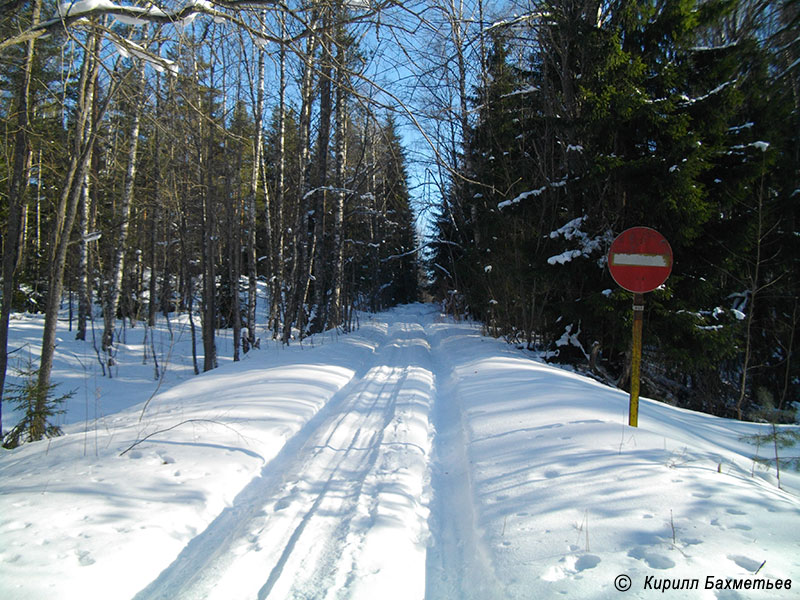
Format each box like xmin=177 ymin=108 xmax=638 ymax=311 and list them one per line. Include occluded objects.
xmin=742 ymin=396 xmax=800 ymax=488
xmin=430 ymin=0 xmax=799 ymax=419
xmin=2 ymin=359 xmax=71 ymax=449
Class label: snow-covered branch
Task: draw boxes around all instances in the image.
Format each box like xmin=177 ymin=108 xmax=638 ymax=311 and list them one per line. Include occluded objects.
xmin=1 ymin=0 xmax=396 ymax=51
xmin=1 ymin=1 xmax=281 ymax=51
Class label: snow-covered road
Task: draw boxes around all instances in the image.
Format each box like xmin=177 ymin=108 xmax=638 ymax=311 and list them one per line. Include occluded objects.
xmin=135 ymin=318 xmax=437 ymax=600
xmin=2 ymin=304 xmax=799 ymax=599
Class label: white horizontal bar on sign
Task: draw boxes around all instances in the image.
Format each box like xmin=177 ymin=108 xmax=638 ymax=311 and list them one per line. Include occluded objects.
xmin=611 ymin=253 xmax=669 ymax=267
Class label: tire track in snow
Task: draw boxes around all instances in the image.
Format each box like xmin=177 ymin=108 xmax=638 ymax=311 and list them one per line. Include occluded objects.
xmin=130 ymin=356 xmax=375 ymax=600
xmin=256 ymin=362 xmax=410 ymax=599
xmin=308 ymin=320 xmax=436 ymax=600
xmin=133 ymin=313 xmax=436 ymax=600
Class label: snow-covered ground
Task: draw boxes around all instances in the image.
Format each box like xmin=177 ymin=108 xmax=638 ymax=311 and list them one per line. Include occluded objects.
xmin=1 ymin=304 xmax=798 ymax=599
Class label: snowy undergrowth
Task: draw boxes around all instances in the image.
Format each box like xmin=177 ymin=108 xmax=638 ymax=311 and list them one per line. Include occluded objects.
xmin=1 ymin=304 xmax=798 ymax=600
xmin=430 ymin=324 xmax=800 ymax=598
xmin=0 ymin=311 xmax=376 ymax=599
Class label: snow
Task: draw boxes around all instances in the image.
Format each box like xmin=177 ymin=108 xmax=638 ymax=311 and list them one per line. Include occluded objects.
xmin=679 ymin=80 xmax=736 ymax=105
xmin=547 ymin=248 xmax=584 ymax=265
xmin=547 ymin=218 xmax=611 ymax=266
xmin=189 ymin=0 xmax=214 ymax=9
xmin=497 ymin=186 xmax=546 ymax=209
xmin=690 ymin=42 xmax=740 ymax=51
xmin=549 ymin=216 xmax=586 ymax=240
xmin=729 ymin=122 xmax=754 ymax=133
xmin=2 ymin=305 xmax=799 ymax=599
xmin=111 ymin=39 xmax=179 ymax=74
xmin=113 ymin=13 xmax=148 ymax=26
xmin=555 ymin=323 xmax=587 ymax=357
xmin=58 ymin=0 xmax=120 ymax=17
xmin=501 ymin=86 xmax=539 ymax=98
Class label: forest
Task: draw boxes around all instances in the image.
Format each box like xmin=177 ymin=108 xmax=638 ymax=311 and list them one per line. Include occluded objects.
xmin=1 ymin=1 xmax=798 ymax=447
xmin=428 ymin=0 xmax=799 ymax=421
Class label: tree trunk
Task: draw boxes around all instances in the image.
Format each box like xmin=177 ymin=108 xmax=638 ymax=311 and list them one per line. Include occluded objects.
xmin=269 ymin=13 xmax=287 ymax=338
xmin=34 ymin=28 xmax=101 ymax=438
xmin=328 ymin=36 xmax=347 ymax=329
xmin=228 ymin=164 xmax=242 ymax=362
xmin=311 ymin=16 xmax=333 ymax=332
xmin=246 ymin=31 xmax=265 ymax=349
xmin=103 ymin=64 xmax=146 ymax=358
xmin=149 ymin=66 xmax=164 ymax=329
xmin=736 ymin=174 xmax=766 ymax=420
xmin=0 ymin=0 xmax=41 ymax=424
xmin=76 ymin=169 xmax=92 ymax=340
xmin=195 ymin=43 xmax=217 ymax=371
xmin=283 ymin=19 xmax=319 ymax=343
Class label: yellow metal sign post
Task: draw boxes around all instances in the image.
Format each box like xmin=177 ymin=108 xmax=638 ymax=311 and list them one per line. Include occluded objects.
xmin=608 ymin=227 xmax=673 ymax=428
xmin=629 ymin=293 xmax=644 ymax=427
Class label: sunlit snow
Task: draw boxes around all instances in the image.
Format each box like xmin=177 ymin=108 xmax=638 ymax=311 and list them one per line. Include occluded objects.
xmin=1 ymin=305 xmax=798 ymax=599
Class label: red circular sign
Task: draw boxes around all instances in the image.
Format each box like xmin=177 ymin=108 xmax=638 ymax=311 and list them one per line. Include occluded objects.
xmin=608 ymin=227 xmax=673 ymax=293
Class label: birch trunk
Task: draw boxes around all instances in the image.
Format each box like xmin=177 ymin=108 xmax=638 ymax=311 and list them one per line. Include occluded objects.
xmin=102 ymin=64 xmax=146 ymax=357
xmin=328 ymin=36 xmax=347 ymax=329
xmin=269 ymin=13 xmax=287 ymax=338
xmin=76 ymin=169 xmax=92 ymax=340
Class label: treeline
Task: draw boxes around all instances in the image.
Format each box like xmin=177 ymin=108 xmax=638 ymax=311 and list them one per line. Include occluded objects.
xmin=0 ymin=1 xmax=418 ymax=442
xmin=430 ymin=0 xmax=799 ymax=420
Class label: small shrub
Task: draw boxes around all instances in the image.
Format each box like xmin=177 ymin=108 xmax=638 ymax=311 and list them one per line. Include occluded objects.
xmin=741 ymin=397 xmax=800 ymax=489
xmin=2 ymin=361 xmax=72 ymax=449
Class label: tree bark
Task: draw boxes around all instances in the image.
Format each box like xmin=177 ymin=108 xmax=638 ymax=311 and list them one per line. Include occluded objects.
xmin=311 ymin=12 xmax=334 ymax=332
xmin=328 ymin=34 xmax=347 ymax=329
xmin=283 ymin=16 xmax=319 ymax=343
xmin=269 ymin=12 xmax=287 ymax=338
xmin=34 ymin=28 xmax=102 ymax=439
xmin=246 ymin=27 xmax=266 ymax=349
xmin=76 ymin=169 xmax=92 ymax=341
xmin=102 ymin=64 xmax=146 ymax=358
xmin=0 ymin=0 xmax=41 ymax=424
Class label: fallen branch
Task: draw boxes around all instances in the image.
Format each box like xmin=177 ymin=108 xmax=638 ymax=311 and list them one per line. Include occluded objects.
xmin=119 ymin=418 xmax=243 ymax=456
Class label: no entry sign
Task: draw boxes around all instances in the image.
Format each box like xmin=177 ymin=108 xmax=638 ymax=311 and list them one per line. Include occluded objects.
xmin=608 ymin=227 xmax=673 ymax=294
xmin=608 ymin=226 xmax=672 ymax=428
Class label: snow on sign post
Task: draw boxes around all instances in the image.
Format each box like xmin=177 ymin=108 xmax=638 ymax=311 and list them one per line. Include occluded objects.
xmin=608 ymin=227 xmax=673 ymax=427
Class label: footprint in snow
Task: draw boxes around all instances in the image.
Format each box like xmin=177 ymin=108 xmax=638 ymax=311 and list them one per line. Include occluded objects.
xmin=628 ymin=547 xmax=675 ymax=570
xmin=574 ymin=554 xmax=601 ymax=571
xmin=274 ymin=496 xmax=292 ymax=511
xmin=540 ymin=554 xmax=601 ymax=582
xmin=157 ymin=452 xmax=176 ymax=465
xmin=682 ymin=537 xmax=703 ymax=546
xmin=727 ymin=555 xmax=763 ymax=572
